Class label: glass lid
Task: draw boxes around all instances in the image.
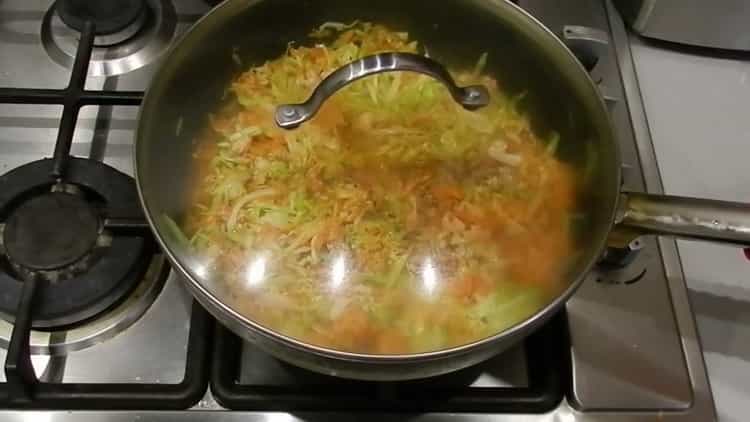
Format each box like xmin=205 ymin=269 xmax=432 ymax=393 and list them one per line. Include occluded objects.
xmin=166 ymin=21 xmax=582 ymax=355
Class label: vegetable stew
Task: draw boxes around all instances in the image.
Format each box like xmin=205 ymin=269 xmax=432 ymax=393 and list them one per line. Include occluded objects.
xmin=182 ymin=23 xmax=579 ymax=354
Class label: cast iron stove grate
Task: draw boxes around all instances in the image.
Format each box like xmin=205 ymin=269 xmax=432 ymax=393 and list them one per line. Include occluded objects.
xmin=0 ymin=13 xmax=212 ymax=410
xmin=211 ymin=312 xmax=568 ymax=413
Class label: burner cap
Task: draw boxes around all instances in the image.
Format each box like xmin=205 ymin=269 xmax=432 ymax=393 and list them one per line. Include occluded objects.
xmin=0 ymin=158 xmax=155 ymax=329
xmin=56 ymin=0 xmax=146 ymax=35
xmin=3 ymin=191 xmax=100 ymax=271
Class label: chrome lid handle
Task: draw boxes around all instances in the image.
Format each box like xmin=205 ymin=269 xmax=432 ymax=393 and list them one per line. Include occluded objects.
xmin=275 ymin=52 xmax=490 ymax=129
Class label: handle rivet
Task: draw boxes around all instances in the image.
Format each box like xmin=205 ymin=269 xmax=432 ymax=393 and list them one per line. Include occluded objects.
xmin=282 ymin=108 xmax=297 ymax=117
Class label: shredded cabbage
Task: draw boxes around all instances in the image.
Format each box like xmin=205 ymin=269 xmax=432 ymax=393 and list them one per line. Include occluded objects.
xmin=183 ymin=22 xmax=581 ymax=355
xmin=161 ymin=214 xmax=189 ymax=246
xmin=546 ymin=132 xmax=560 ymax=156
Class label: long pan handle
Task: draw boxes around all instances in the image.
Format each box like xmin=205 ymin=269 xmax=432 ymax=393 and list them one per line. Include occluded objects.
xmin=616 ymin=192 xmax=750 ymax=247
xmin=274 ymin=52 xmax=490 ymax=129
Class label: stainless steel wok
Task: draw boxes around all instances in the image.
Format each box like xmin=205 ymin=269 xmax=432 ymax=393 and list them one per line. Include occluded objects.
xmin=135 ymin=0 xmax=750 ymax=380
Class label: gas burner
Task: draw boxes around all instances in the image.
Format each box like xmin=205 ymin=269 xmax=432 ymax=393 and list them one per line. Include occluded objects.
xmin=56 ymin=0 xmax=148 ymax=42
xmin=0 ymin=254 xmax=166 ymax=355
xmin=42 ymin=0 xmax=177 ymax=76
xmin=0 ymin=158 xmax=154 ymax=329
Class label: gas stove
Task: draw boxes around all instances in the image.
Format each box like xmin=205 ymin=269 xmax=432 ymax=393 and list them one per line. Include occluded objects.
xmin=0 ymin=0 xmax=717 ymax=421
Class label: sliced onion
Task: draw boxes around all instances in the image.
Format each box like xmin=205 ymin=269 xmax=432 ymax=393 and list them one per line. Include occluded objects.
xmin=488 ymin=141 xmax=522 ymax=166
xmin=226 ymin=188 xmax=278 ymax=231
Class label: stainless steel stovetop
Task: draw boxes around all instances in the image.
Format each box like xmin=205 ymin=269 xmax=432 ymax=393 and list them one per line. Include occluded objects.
xmin=0 ymin=0 xmax=717 ymax=420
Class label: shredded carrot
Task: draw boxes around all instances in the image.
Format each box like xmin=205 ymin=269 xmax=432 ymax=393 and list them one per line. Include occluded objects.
xmin=375 ymin=331 xmax=409 ymax=354
xmin=432 ymin=184 xmax=464 ymax=204
xmin=184 ymin=22 xmax=580 ymax=355
xmin=250 ymin=135 xmax=286 ymax=156
xmin=313 ymin=99 xmax=346 ymax=131
xmin=450 ymin=274 xmax=494 ymax=300
xmin=454 ymin=203 xmax=489 ymax=227
xmin=330 ymin=306 xmax=375 ymax=351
